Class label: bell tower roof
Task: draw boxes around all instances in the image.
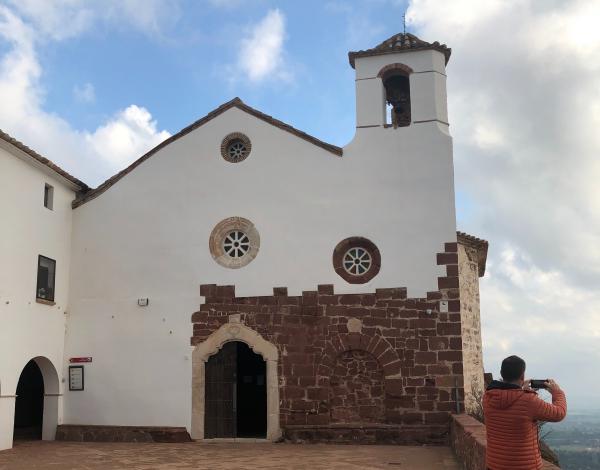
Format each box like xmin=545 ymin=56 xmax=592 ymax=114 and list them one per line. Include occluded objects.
xmin=348 ymin=32 xmax=451 ymax=68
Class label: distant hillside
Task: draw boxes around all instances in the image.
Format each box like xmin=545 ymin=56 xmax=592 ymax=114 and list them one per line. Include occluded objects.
xmin=544 ymin=410 xmax=600 ymax=470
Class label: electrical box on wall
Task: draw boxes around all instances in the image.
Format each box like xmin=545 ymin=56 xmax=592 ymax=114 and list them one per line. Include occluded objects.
xmin=439 ymin=300 xmax=449 ymax=313
xmin=137 ymin=298 xmax=149 ymax=307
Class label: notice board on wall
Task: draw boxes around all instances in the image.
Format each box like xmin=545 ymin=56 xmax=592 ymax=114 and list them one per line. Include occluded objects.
xmin=69 ymin=365 xmax=84 ymax=391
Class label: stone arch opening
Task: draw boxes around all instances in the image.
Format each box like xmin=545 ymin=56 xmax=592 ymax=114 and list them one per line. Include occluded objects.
xmin=192 ymin=322 xmax=280 ymax=440
xmin=13 ymin=356 xmax=59 ymax=442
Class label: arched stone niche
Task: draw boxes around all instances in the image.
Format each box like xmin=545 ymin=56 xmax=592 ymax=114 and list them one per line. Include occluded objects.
xmin=191 ymin=321 xmax=280 ymax=440
xmin=329 ymin=349 xmax=385 ymax=423
xmin=318 ymin=333 xmax=404 ymax=423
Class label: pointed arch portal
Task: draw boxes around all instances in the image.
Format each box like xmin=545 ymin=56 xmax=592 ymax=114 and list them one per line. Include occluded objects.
xmin=192 ymin=322 xmax=280 ymax=440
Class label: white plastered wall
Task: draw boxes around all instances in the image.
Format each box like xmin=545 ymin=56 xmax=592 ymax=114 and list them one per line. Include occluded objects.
xmin=0 ymin=145 xmax=75 ymax=450
xmin=64 ymin=47 xmax=456 ymax=432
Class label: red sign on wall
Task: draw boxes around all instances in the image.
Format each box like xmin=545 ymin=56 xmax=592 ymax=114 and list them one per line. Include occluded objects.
xmin=69 ymin=357 xmax=92 ymax=363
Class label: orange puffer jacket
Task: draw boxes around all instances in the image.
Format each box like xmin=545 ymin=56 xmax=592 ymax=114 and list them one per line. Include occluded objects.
xmin=483 ymin=381 xmax=567 ymax=470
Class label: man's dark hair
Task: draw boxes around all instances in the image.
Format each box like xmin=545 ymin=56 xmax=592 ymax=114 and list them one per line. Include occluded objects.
xmin=501 ymin=355 xmax=526 ymax=381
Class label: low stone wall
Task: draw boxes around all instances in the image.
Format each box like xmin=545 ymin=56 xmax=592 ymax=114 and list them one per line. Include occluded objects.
xmin=283 ymin=423 xmax=449 ymax=445
xmin=450 ymin=414 xmax=560 ymax=469
xmin=56 ymin=425 xmax=192 ymax=443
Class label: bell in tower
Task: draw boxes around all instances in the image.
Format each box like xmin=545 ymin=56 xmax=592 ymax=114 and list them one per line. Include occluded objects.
xmin=383 ymin=73 xmax=411 ymax=128
xmin=348 ymin=32 xmax=451 ymax=130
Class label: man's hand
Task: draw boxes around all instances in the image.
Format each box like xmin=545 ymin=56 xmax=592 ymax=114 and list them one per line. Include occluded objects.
xmin=545 ymin=379 xmax=562 ymax=394
xmin=523 ymin=379 xmax=534 ymax=392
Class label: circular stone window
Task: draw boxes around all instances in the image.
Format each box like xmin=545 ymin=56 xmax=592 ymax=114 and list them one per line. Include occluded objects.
xmin=209 ymin=217 xmax=259 ymax=268
xmin=333 ymin=237 xmax=381 ymax=284
xmin=223 ymin=230 xmax=250 ymax=258
xmin=221 ymin=132 xmax=251 ymax=163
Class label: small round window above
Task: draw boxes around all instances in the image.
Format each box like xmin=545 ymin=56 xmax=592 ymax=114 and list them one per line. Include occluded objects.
xmin=221 ymin=133 xmax=251 ymax=163
xmin=210 ymin=217 xmax=259 ymax=269
xmin=333 ymin=237 xmax=381 ymax=284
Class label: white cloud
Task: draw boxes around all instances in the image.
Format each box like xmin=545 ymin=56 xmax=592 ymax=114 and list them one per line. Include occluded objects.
xmin=236 ymin=9 xmax=289 ymax=83
xmin=408 ymin=0 xmax=600 ymax=407
xmin=73 ymin=82 xmax=95 ymax=104
xmin=6 ymin=0 xmax=94 ymax=41
xmin=480 ymin=247 xmax=600 ymax=406
xmin=0 ymin=4 xmax=171 ymax=186
xmin=6 ymin=0 xmax=181 ymax=41
xmin=86 ymin=105 xmax=170 ymax=170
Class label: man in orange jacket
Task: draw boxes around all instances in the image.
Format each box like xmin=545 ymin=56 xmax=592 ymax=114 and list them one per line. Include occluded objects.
xmin=483 ymin=355 xmax=567 ymax=470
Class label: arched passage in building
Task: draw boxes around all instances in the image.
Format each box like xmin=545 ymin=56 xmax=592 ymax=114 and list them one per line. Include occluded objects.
xmin=13 ymin=356 xmax=60 ymax=442
xmin=14 ymin=360 xmax=44 ymax=440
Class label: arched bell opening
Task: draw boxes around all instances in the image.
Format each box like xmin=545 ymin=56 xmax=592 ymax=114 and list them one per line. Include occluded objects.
xmin=378 ymin=63 xmax=413 ymax=128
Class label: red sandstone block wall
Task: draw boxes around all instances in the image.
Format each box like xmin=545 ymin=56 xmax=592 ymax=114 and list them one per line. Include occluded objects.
xmin=191 ymin=242 xmax=466 ymax=440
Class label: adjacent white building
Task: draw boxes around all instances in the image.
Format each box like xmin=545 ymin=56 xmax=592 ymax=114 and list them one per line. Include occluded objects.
xmin=0 ymin=32 xmax=486 ymax=449
xmin=0 ymin=131 xmax=88 ymax=449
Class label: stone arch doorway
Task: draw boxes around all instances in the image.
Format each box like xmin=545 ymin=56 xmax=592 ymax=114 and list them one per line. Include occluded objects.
xmin=13 ymin=356 xmax=59 ymax=442
xmin=192 ymin=322 xmax=280 ymax=440
xmin=204 ymin=341 xmax=267 ymax=438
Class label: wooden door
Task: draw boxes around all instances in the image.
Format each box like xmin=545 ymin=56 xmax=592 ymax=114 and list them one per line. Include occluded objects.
xmin=205 ymin=341 xmax=237 ymax=438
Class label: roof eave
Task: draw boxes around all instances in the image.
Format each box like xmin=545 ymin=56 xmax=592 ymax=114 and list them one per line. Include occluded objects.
xmin=348 ymin=46 xmax=452 ymax=69
xmin=73 ymin=97 xmax=343 ymax=209
xmin=0 ymin=130 xmax=89 ymax=192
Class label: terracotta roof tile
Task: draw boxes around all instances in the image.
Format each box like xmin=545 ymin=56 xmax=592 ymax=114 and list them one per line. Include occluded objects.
xmin=0 ymin=129 xmax=89 ymax=191
xmin=73 ymin=97 xmax=342 ymax=208
xmin=348 ymin=32 xmax=451 ymax=68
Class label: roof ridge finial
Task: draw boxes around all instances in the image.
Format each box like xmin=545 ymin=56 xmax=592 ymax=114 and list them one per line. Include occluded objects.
xmin=402 ymin=12 xmax=406 ymax=36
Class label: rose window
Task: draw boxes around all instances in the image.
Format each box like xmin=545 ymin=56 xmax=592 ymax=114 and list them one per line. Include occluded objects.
xmin=227 ymin=140 xmax=248 ymax=161
xmin=333 ymin=237 xmax=381 ymax=284
xmin=343 ymin=247 xmax=373 ymax=276
xmin=223 ymin=230 xmax=250 ymax=258
xmin=209 ymin=217 xmax=260 ymax=269
xmin=221 ymin=133 xmax=252 ymax=163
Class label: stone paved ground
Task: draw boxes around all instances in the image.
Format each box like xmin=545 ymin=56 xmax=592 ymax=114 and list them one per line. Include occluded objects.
xmin=0 ymin=440 xmax=461 ymax=470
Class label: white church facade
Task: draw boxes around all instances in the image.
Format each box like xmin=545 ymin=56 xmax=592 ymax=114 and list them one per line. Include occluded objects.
xmin=0 ymin=33 xmax=487 ymax=449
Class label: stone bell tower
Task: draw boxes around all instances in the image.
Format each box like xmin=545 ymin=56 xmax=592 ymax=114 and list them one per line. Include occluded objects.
xmin=349 ymin=32 xmax=451 ymax=130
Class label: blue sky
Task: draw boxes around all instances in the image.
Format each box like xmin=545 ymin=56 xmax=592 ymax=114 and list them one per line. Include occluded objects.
xmin=35 ymin=1 xmax=411 ymax=156
xmin=1 ymin=0 xmax=599 ymax=410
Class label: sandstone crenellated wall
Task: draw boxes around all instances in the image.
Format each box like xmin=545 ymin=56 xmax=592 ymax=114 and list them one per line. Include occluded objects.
xmin=191 ymin=241 xmax=467 ymax=444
